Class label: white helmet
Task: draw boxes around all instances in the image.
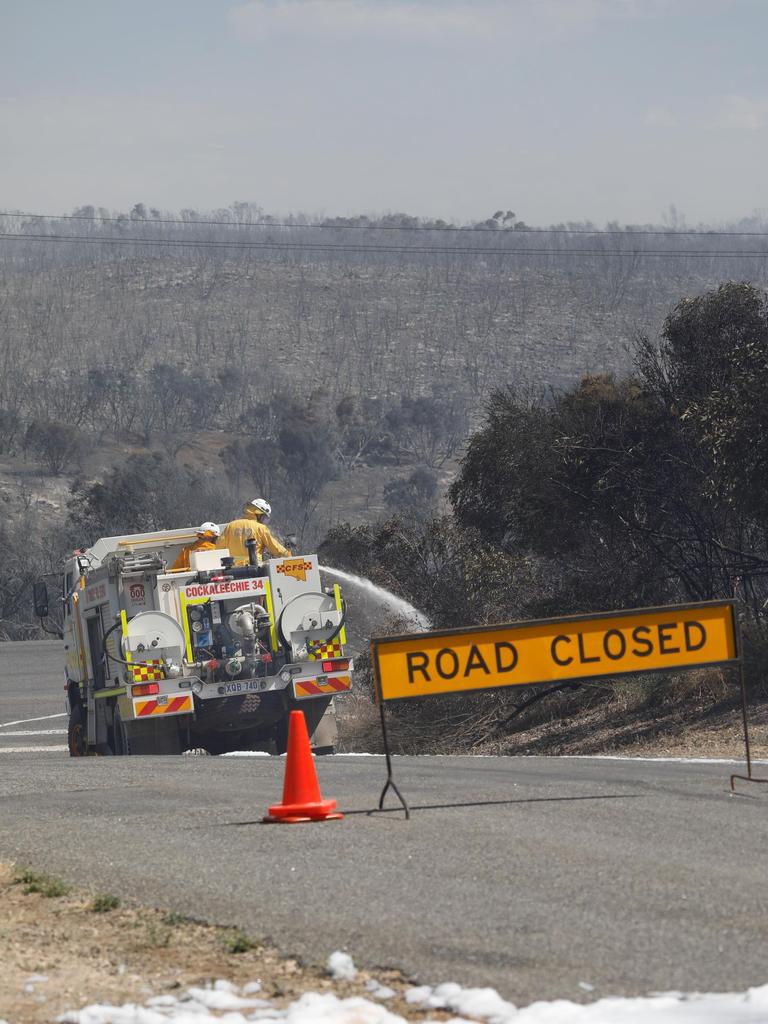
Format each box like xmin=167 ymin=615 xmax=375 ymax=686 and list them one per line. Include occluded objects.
xmin=246 ymin=498 xmax=271 ymax=517
xmin=197 ymin=521 xmax=221 ymax=538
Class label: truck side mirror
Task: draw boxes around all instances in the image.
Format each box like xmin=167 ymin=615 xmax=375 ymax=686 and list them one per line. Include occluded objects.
xmin=33 ymin=581 xmax=49 ymax=619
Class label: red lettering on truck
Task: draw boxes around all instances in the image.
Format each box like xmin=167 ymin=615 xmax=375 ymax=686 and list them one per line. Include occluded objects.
xmin=184 ymin=579 xmax=264 ymax=599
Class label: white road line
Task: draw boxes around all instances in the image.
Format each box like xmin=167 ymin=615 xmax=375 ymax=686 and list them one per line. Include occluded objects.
xmin=561 ymin=754 xmax=768 ymax=765
xmin=0 ymin=713 xmax=67 ymax=729
xmin=0 ymin=746 xmax=68 ymax=753
xmin=0 ymin=729 xmax=68 ymax=737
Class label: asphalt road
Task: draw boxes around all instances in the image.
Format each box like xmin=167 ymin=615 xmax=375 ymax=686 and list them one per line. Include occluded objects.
xmin=0 ymin=640 xmax=67 ymax=753
xmin=1 ymin=640 xmax=767 ymax=1006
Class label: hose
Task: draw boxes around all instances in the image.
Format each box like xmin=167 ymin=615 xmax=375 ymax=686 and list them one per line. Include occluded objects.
xmin=102 ymin=618 xmax=167 ymax=675
xmin=305 ymin=598 xmax=347 ymax=655
xmin=277 ymin=594 xmax=347 ymax=655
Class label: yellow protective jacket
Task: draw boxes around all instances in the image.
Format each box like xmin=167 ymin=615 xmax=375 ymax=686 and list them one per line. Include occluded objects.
xmin=219 ymin=517 xmax=292 ymax=565
xmin=171 ymin=539 xmax=217 ymax=571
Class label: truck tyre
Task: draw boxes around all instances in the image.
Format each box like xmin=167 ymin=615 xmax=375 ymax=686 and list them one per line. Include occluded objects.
xmin=111 ymin=707 xmax=130 ymax=755
xmin=274 ymin=698 xmax=335 ymax=755
xmin=68 ymin=704 xmax=88 ymax=757
xmin=311 ymin=708 xmax=338 ymax=755
xmin=200 ymin=735 xmax=233 ymax=756
xmin=112 ymin=706 xmax=182 ymax=756
xmin=274 ymin=714 xmax=289 ymax=755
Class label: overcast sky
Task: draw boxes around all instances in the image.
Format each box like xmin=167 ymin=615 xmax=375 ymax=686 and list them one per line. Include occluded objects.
xmin=1 ymin=0 xmax=766 ymax=226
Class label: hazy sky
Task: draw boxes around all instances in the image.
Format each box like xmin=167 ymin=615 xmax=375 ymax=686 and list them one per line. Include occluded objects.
xmin=1 ymin=0 xmax=766 ymax=226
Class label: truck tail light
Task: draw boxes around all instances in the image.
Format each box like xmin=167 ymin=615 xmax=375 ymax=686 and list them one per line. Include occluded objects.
xmin=321 ymin=659 xmax=349 ymax=673
xmin=132 ymin=683 xmax=160 ymax=697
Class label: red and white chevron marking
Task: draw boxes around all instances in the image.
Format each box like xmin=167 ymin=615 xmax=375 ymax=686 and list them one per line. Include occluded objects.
xmin=294 ymin=675 xmax=352 ymax=699
xmin=134 ymin=695 xmax=194 ymax=717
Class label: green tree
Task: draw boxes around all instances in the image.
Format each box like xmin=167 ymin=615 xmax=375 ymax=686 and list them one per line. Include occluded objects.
xmin=450 ymin=377 xmax=689 ymax=610
xmin=452 ymin=284 xmax=768 ymax=615
xmin=639 ymin=283 xmax=768 ymax=522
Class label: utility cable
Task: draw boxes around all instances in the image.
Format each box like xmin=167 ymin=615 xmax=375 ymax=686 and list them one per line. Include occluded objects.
xmin=0 ymin=231 xmax=766 ymax=259
xmin=3 ymin=209 xmax=768 ymax=238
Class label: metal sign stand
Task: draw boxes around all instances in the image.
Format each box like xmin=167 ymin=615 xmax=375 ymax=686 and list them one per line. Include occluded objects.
xmin=730 ymin=660 xmax=768 ymax=792
xmin=373 ymin=690 xmax=410 ymax=819
xmin=370 ymin=602 xmax=764 ymax=816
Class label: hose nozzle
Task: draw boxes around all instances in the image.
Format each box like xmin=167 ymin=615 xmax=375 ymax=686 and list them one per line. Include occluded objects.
xmin=245 ymin=538 xmax=258 ymax=567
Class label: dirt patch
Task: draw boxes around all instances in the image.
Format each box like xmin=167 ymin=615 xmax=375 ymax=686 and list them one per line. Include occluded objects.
xmin=0 ymin=862 xmax=425 ymax=1024
xmin=482 ymin=673 xmax=768 ymax=760
xmin=486 ymin=699 xmax=768 ymax=760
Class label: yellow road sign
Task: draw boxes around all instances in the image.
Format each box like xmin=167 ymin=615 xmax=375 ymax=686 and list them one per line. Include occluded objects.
xmin=372 ymin=601 xmax=737 ymax=702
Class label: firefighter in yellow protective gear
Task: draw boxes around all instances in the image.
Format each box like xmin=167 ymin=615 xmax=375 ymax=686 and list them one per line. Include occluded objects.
xmin=171 ymin=522 xmax=221 ymax=571
xmin=219 ymin=498 xmax=292 ymax=565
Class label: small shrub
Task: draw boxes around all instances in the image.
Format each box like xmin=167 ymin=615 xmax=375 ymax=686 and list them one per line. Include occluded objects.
xmin=222 ymin=928 xmax=258 ymax=954
xmin=15 ymin=869 xmax=70 ymax=898
xmin=161 ymin=910 xmax=189 ymax=927
xmin=142 ymin=920 xmax=171 ymax=949
xmin=91 ymin=893 xmax=120 ymax=913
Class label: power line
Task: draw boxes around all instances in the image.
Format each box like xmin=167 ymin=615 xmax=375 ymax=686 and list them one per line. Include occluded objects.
xmin=2 ymin=209 xmax=768 ymax=239
xmin=0 ymin=231 xmax=766 ymax=259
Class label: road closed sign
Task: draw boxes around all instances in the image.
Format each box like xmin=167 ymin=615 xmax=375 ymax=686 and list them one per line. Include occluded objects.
xmin=371 ymin=601 xmax=738 ymax=701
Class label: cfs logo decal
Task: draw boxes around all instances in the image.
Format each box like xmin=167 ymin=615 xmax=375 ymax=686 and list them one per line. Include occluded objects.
xmin=277 ymin=559 xmax=313 ymax=583
xmin=129 ymin=582 xmax=146 ymax=603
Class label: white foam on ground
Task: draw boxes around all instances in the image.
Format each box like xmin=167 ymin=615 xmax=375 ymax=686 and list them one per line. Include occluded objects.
xmin=202 ymin=752 xmax=766 ymax=764
xmin=327 ymin=951 xmax=357 ymax=981
xmin=221 ymin=751 xmax=385 ymax=758
xmin=221 ymin=751 xmax=273 ymax=757
xmin=366 ymin=980 xmax=395 ymax=1000
xmin=184 ymin=985 xmax=267 ymax=1010
xmin=54 ymin=977 xmax=768 ymax=1024
xmin=409 ymin=981 xmax=515 ymax=1017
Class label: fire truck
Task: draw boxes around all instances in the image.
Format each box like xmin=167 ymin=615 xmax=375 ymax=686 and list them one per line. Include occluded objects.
xmin=34 ymin=528 xmax=351 ymax=756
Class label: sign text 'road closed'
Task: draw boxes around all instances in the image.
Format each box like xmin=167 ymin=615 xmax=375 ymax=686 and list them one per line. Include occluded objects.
xmin=371 ymin=602 xmax=737 ymax=701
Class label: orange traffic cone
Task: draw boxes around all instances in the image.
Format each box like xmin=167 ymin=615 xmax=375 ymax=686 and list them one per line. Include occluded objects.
xmin=263 ymin=710 xmax=344 ymax=824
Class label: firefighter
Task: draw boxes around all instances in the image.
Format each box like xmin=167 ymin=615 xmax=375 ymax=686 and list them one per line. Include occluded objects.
xmin=219 ymin=498 xmax=292 ymax=565
xmin=171 ymin=522 xmax=221 ymax=570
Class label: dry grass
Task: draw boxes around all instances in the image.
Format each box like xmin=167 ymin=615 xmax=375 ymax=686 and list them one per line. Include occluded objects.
xmin=337 ymin=669 xmax=768 ymax=761
xmin=0 ymin=862 xmax=433 ymax=1024
xmin=336 ymin=691 xmax=385 ymax=753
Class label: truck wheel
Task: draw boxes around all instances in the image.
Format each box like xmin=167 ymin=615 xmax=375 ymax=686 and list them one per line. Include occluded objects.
xmin=68 ymin=705 xmax=87 ymax=757
xmin=274 ymin=699 xmax=336 ymax=755
xmin=274 ymin=714 xmax=289 ymax=755
xmin=200 ymin=735 xmax=232 ymax=756
xmin=112 ymin=707 xmax=182 ymax=755
xmin=311 ymin=706 xmax=338 ymax=755
xmin=111 ymin=708 xmax=130 ymax=755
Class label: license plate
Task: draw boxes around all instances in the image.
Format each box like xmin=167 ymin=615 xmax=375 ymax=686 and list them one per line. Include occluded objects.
xmin=220 ymin=680 xmax=263 ymax=695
